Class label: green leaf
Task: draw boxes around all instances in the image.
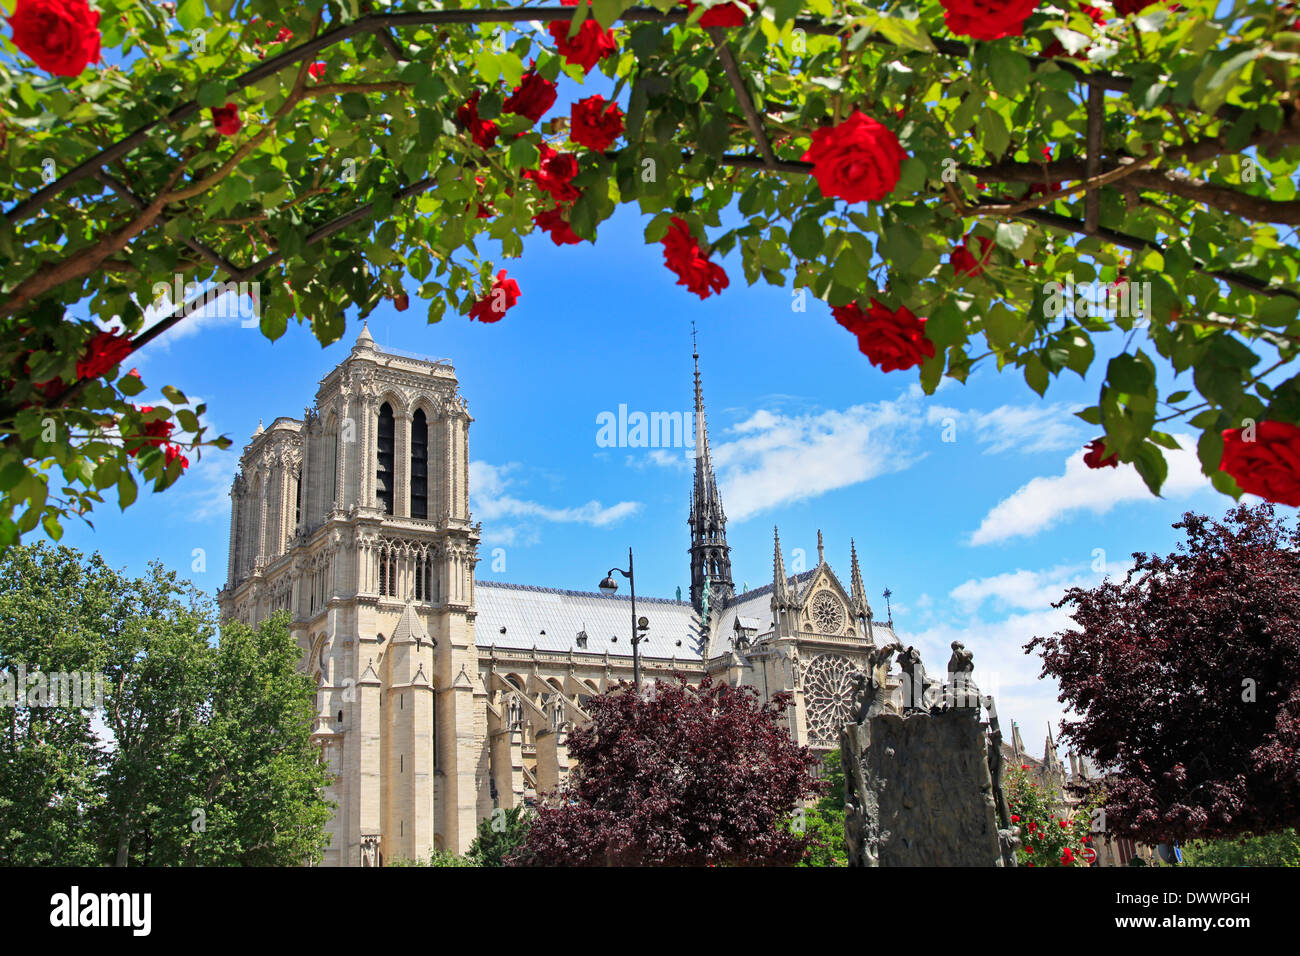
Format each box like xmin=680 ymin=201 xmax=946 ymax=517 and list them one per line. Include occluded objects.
xmin=197 ymin=82 xmax=226 ymax=108
xmin=507 ymin=137 xmax=539 ymax=170
xmin=1133 ymin=442 xmax=1169 ymax=495
xmin=340 ymin=94 xmax=370 ymax=121
xmin=790 ymin=215 xmax=824 ymax=260
xmin=987 ymin=51 xmax=1030 ymax=97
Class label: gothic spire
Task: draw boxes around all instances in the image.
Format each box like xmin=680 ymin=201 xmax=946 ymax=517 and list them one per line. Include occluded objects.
xmin=849 ymin=538 xmax=870 ymax=620
xmin=688 ymin=328 xmax=733 ymax=615
xmin=772 ymin=526 xmax=790 ymax=606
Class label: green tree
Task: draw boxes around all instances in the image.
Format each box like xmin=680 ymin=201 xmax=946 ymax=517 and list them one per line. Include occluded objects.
xmin=388 ymin=849 xmax=475 ymax=867
xmin=796 ymin=749 xmax=847 ymax=867
xmin=467 ymin=804 xmax=534 ymax=867
xmin=0 ymin=543 xmax=333 ymax=865
xmin=1183 ymin=829 xmax=1300 ymax=867
xmin=3 ymin=1 xmax=1299 ymax=547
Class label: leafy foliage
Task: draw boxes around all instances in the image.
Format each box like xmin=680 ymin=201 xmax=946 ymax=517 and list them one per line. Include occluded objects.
xmin=2 ymin=1 xmax=1299 ymax=542
xmin=1027 ymin=504 xmax=1300 ymax=845
xmin=510 ymin=674 xmax=824 ymax=866
xmin=794 ymin=748 xmax=847 ymax=867
xmin=1182 ymin=827 xmax=1300 ymax=867
xmin=1005 ymin=765 xmax=1094 ymax=866
xmin=0 ymin=543 xmax=333 ymax=865
xmin=467 ymin=804 xmax=534 ymax=866
xmin=388 ymin=849 xmax=475 ymax=867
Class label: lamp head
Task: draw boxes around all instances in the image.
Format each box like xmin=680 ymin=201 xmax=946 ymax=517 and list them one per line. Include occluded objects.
xmin=599 ymin=576 xmax=619 ymax=593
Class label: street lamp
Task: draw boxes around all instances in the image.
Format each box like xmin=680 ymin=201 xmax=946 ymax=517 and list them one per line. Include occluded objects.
xmin=599 ymin=546 xmax=649 ymax=688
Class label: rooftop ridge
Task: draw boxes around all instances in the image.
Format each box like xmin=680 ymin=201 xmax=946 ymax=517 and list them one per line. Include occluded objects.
xmin=475 ymin=579 xmax=693 ymax=606
xmin=730 ymin=569 xmax=817 ymax=602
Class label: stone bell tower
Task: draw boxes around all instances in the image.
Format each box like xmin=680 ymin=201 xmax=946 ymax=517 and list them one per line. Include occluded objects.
xmin=218 ymin=324 xmax=489 ymax=865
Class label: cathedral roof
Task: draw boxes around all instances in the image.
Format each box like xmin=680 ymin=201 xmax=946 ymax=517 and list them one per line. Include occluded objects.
xmin=474 ymin=581 xmax=706 ymax=660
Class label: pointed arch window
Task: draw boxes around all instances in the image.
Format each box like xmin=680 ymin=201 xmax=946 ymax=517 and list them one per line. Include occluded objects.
xmin=411 ymin=408 xmax=429 ymax=520
xmin=376 ymin=402 xmax=395 ymax=515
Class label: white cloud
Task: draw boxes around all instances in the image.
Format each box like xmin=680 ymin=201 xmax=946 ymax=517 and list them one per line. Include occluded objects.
xmin=711 ymin=390 xmax=928 ymax=521
xmin=956 ymin=403 xmax=1082 ymax=455
xmin=681 ymin=390 xmax=1089 ymax=522
xmin=969 ymin=434 xmax=1210 ymax=546
xmin=470 ymin=461 xmax=640 ymax=528
xmin=949 ymin=561 xmax=1130 ymax=614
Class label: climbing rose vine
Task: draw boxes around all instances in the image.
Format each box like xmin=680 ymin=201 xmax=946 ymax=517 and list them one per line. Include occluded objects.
xmin=1 ymin=0 xmax=1299 ymax=548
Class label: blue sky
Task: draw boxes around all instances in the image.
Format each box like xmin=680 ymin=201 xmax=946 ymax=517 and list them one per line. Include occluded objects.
xmin=44 ymin=40 xmax=1243 ymax=760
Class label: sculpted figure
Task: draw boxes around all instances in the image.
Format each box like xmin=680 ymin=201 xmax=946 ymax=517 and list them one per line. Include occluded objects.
xmin=895 ymin=645 xmax=928 ymax=714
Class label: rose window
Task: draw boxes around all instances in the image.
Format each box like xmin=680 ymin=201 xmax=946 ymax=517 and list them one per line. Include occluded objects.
xmin=810 ymin=591 xmax=845 ymax=633
xmin=804 ymin=653 xmax=857 ymax=744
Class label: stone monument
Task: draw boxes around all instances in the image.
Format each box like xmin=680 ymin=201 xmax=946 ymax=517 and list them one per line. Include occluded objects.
xmin=841 ymin=644 xmax=1019 ymax=867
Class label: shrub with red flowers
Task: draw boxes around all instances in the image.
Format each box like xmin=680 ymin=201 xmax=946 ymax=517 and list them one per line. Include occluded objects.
xmin=0 ymin=1 xmax=1296 ymax=547
xmin=508 ymin=675 xmax=824 ymax=866
xmin=1005 ymin=765 xmax=1095 ymax=867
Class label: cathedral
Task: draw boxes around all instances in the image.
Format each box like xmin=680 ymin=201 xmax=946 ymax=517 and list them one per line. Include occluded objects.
xmin=217 ymin=324 xmax=906 ymax=865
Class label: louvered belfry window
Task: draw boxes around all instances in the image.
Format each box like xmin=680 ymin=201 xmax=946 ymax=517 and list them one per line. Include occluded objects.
xmin=377 ymin=402 xmax=395 ymax=514
xmin=411 ymin=408 xmax=429 ymax=519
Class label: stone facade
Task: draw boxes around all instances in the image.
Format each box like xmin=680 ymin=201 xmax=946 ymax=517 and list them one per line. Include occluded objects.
xmin=217 ymin=327 xmax=941 ymax=866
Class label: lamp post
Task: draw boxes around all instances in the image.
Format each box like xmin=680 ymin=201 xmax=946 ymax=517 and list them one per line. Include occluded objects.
xmin=599 ymin=546 xmax=648 ymax=688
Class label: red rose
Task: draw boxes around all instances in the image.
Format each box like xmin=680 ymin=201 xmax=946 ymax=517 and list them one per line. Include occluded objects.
xmin=210 ymin=103 xmax=241 ymax=137
xmin=685 ymin=1 xmax=749 ymax=27
xmin=533 ymin=207 xmax=585 ymax=246
xmin=950 ymin=235 xmax=995 ymax=277
xmin=76 ymin=327 xmax=133 ymax=380
xmin=525 ymin=144 xmax=581 ymax=204
xmin=8 ymin=0 xmax=101 ymax=77
xmin=548 ymin=18 xmax=618 ymax=73
xmin=469 ymin=270 xmax=521 ymax=323
xmin=1061 ymin=847 xmax=1075 ymax=864
xmin=128 ymin=405 xmax=174 ymax=457
xmin=660 ymin=217 xmax=729 ymax=300
xmin=1112 ymin=0 xmax=1155 ymax=13
xmin=1011 ymin=814 xmax=1020 ymax=823
xmin=940 ymin=0 xmax=1041 ymax=42
xmin=275 ymin=27 xmax=293 ymax=43
xmin=504 ymin=70 xmax=557 ymax=123
xmin=1083 ymin=438 xmax=1119 ymax=469
xmin=457 ymin=91 xmax=499 ymax=149
xmin=801 ymin=111 xmax=906 ymax=203
xmin=308 ymin=62 xmax=326 ymax=80
xmin=1025 ymin=846 xmax=1034 ymax=854
xmin=831 ymin=299 xmax=934 ymax=373
xmin=1220 ymin=420 xmax=1300 ymax=506
xmin=164 ymin=443 xmax=189 ymax=470
xmin=570 ymin=94 xmax=625 ymax=152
